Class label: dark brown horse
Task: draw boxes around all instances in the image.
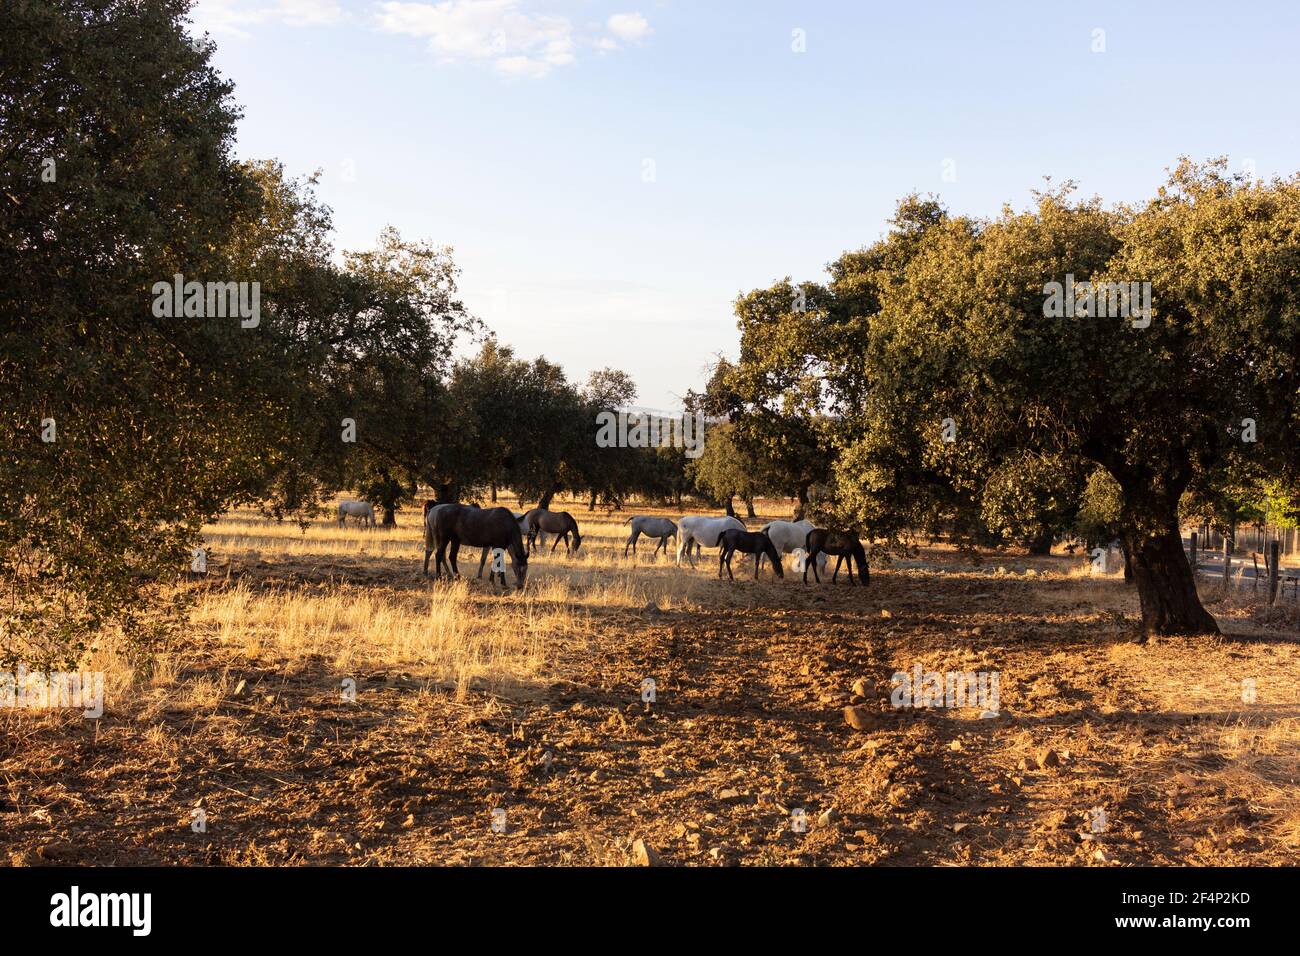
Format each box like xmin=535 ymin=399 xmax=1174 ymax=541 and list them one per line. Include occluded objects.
xmin=524 ymin=508 xmax=582 ymax=555
xmin=804 ymin=529 xmax=868 ymax=586
xmin=718 ymin=528 xmax=784 ymax=581
xmin=425 ymin=504 xmax=527 ymax=589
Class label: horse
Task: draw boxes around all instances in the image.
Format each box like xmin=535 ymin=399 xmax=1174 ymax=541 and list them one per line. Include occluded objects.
xmin=624 ymin=516 xmax=677 ymax=557
xmin=676 ymin=515 xmax=745 ymax=567
xmin=427 ymin=504 xmax=527 ymax=589
xmin=804 ymin=529 xmax=869 ymax=586
xmin=758 ymin=519 xmax=827 ymax=575
xmin=422 ymin=502 xmax=506 ymax=580
xmin=523 ymin=509 xmax=582 ymax=555
xmin=338 ymin=500 xmax=375 ymax=527
xmin=718 ymin=529 xmax=784 ymax=581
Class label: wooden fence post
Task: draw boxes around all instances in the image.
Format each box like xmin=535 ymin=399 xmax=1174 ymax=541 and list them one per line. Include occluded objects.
xmin=1223 ymin=535 xmax=1232 ymax=590
xmin=1268 ymin=540 xmax=1281 ymax=605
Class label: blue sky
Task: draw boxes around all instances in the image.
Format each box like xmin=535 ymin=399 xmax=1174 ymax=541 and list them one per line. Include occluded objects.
xmin=190 ymin=0 xmax=1300 ymax=409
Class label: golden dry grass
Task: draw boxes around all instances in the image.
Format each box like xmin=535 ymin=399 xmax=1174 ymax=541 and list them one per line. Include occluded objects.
xmin=182 ymin=493 xmax=707 ymax=695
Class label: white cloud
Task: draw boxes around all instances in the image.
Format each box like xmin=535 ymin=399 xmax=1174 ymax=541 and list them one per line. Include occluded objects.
xmin=376 ymin=0 xmax=577 ymax=77
xmin=606 ymin=11 xmax=650 ymax=42
xmin=192 ymin=1 xmax=651 ymax=77
xmin=190 ymin=0 xmax=344 ymax=36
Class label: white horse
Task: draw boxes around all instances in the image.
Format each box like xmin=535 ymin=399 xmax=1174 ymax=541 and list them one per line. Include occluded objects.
xmin=625 ymin=516 xmax=677 ymax=557
xmin=338 ymin=500 xmax=376 ymax=527
xmin=676 ymin=515 xmax=745 ymax=567
xmin=758 ymin=519 xmax=827 ymax=574
xmin=513 ymin=510 xmax=545 ymax=549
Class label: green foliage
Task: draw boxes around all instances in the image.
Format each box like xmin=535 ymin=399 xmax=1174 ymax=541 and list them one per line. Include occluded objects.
xmin=1 ymin=0 xmax=272 ymax=669
xmin=1074 ymin=468 xmax=1125 ymax=546
xmin=686 ymin=420 xmax=780 ymax=507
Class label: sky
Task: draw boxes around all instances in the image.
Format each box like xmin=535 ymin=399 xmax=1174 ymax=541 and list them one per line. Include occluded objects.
xmin=189 ymin=0 xmax=1300 ymax=410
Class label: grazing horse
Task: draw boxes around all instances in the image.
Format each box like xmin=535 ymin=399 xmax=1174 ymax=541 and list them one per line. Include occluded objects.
xmin=804 ymin=529 xmax=869 ymax=586
xmin=338 ymin=500 xmax=376 ymax=527
xmin=718 ymin=529 xmax=784 ymax=581
xmin=624 ymin=516 xmax=677 ymax=557
xmin=423 ymin=503 xmax=506 ymax=580
xmin=758 ymin=519 xmax=827 ymax=575
xmin=524 ymin=509 xmax=582 ymax=555
xmin=428 ymin=504 xmax=527 ymax=589
xmin=676 ymin=515 xmax=744 ymax=567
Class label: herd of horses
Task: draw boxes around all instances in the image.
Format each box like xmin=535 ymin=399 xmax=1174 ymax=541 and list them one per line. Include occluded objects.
xmin=335 ymin=498 xmax=869 ymax=592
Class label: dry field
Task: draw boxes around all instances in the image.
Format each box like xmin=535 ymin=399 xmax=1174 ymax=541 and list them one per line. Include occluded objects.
xmin=3 ymin=495 xmax=1299 ymax=866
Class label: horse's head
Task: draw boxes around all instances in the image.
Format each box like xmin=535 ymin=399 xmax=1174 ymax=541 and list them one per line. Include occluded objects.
xmin=570 ymin=530 xmax=582 ymax=552
xmin=510 ymin=545 xmax=528 ymax=589
xmin=760 ymin=534 xmax=784 ymax=577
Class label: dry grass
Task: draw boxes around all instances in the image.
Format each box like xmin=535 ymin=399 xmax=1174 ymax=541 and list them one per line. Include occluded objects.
xmin=177 ymin=494 xmax=705 ymax=698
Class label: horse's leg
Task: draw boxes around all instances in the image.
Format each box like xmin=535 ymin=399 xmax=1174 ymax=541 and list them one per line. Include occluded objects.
xmin=625 ymin=529 xmax=638 ymax=556
xmin=753 ymin=549 xmax=761 ymax=580
xmin=833 ymin=554 xmax=845 ymax=583
xmin=423 ymin=546 xmax=433 ymax=577
xmin=477 ymin=548 xmax=488 ymax=579
xmin=448 ymin=541 xmax=461 ymax=577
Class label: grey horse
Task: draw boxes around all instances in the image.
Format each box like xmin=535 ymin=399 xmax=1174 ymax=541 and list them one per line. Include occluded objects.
xmin=624 ymin=516 xmax=677 ymax=557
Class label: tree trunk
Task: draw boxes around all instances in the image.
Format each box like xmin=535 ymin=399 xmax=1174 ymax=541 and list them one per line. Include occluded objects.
xmin=744 ymin=497 xmax=756 ymax=519
xmin=1025 ymin=529 xmax=1053 ymax=555
xmin=538 ymin=485 xmax=559 ymax=511
xmin=793 ymin=484 xmax=809 ymax=521
xmin=1122 ymin=524 xmax=1218 ymax=636
xmin=1121 ymin=541 xmax=1133 ymax=583
xmin=377 ymin=469 xmax=399 ymax=526
xmin=723 ymin=495 xmax=735 ymax=517
xmin=588 ymin=490 xmax=597 ymax=511
xmin=490 ymin=483 xmax=497 ymax=503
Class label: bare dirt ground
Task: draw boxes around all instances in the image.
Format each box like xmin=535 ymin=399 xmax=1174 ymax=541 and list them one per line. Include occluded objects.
xmin=3 ymin=499 xmax=1298 ymax=866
